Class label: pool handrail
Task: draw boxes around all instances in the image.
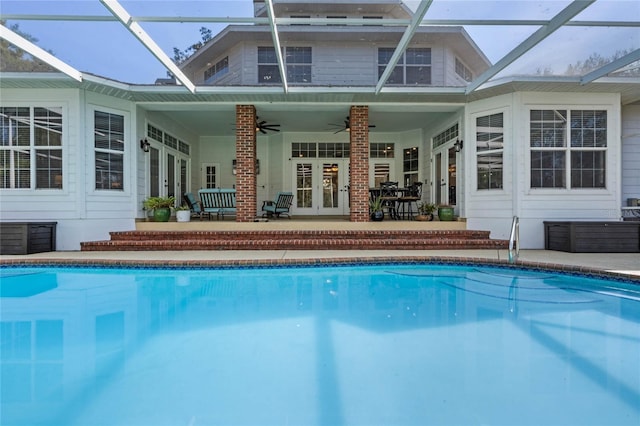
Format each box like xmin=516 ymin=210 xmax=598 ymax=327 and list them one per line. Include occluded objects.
xmin=508 ymin=216 xmax=520 ymax=264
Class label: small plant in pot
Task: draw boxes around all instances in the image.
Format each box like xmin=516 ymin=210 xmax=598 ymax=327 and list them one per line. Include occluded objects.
xmin=175 ymin=205 xmax=191 ymax=222
xmin=369 ymin=197 xmax=384 ymax=221
xmin=416 ymin=202 xmax=437 ymax=221
xmin=143 ymin=196 xmax=176 ymax=222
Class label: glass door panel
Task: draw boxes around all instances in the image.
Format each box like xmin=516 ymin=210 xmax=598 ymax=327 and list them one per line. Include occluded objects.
xmin=318 ymin=160 xmax=349 ymax=215
xmin=294 ymin=161 xmax=314 ymax=215
xmin=434 ymin=147 xmax=458 ymax=206
xmin=435 ymin=152 xmax=444 ymax=204
xmin=149 ymin=146 xmax=160 ymax=197
xmin=166 ymin=153 xmax=176 ymax=202
xmin=448 ymin=147 xmax=457 ymax=205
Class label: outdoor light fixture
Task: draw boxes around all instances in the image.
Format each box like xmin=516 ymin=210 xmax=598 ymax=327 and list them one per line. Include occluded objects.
xmin=454 ymin=139 xmax=464 ymax=152
xmin=140 ymin=138 xmax=150 ymax=152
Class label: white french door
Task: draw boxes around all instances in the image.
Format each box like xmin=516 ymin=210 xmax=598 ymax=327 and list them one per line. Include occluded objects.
xmin=433 ymin=146 xmax=458 ymax=206
xmin=147 ymin=143 xmax=189 ymax=207
xmin=292 ymin=159 xmax=350 ymax=215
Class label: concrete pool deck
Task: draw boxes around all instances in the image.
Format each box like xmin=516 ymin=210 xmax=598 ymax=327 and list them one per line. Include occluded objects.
xmin=1 ymin=249 xmax=638 ymax=281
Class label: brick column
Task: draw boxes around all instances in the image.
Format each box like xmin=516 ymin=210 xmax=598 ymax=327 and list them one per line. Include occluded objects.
xmin=235 ymin=105 xmax=257 ymax=222
xmin=349 ymin=105 xmax=370 ymax=222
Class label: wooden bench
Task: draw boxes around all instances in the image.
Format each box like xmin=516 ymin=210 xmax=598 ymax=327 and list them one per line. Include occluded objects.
xmin=198 ymin=189 xmax=237 ymax=220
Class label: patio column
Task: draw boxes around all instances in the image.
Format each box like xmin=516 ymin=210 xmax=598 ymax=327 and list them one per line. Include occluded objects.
xmin=235 ymin=105 xmax=257 ymax=222
xmin=349 ymin=105 xmax=370 ymax=222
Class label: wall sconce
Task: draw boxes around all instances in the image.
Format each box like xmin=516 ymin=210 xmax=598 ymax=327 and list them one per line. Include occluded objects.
xmin=140 ymin=138 xmax=150 ymax=152
xmin=454 ymin=139 xmax=464 ymax=152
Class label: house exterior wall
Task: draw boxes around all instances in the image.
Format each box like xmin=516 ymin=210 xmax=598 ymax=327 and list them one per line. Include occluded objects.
xmin=0 ymin=88 xmax=139 ymax=250
xmin=465 ymin=92 xmax=623 ymax=249
xmin=187 ymin=38 xmax=484 ymax=87
xmin=622 ymin=105 xmax=640 ymax=205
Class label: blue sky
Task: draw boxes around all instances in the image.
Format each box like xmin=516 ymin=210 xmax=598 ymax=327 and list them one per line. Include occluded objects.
xmin=2 ymin=0 xmax=638 ymax=84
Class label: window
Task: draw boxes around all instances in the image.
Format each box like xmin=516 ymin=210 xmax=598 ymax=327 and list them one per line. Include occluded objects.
xmin=204 ymin=56 xmax=228 ymax=83
xmin=0 ymin=106 xmax=63 ymax=189
xmin=378 ymin=48 xmax=431 ymax=85
xmin=530 ymin=109 xmax=607 ymax=189
xmin=370 ymin=143 xmax=395 ymax=158
xmin=476 ymin=113 xmax=503 ymax=190
xmin=292 ymin=142 xmax=317 ymax=158
xmin=373 ymin=163 xmax=391 ymax=187
xmin=285 ymin=47 xmax=312 ymax=83
xmin=258 ymin=47 xmax=280 ymax=83
xmin=433 ymin=124 xmax=459 ymax=149
xmin=258 ymin=47 xmax=312 ymax=84
xmin=403 ymin=146 xmax=419 ymax=186
xmin=318 ymin=143 xmax=349 ymax=158
xmin=455 ymin=58 xmax=473 ymax=82
xmin=94 ymin=111 xmax=124 ymax=190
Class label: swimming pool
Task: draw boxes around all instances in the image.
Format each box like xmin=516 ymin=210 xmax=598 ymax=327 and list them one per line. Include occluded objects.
xmin=1 ymin=263 xmax=639 ymax=425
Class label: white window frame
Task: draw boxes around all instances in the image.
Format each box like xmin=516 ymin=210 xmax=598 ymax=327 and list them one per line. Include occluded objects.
xmin=258 ymin=46 xmax=312 ymax=84
xmin=90 ymin=105 xmax=129 ymax=194
xmin=0 ymin=105 xmax=64 ymax=191
xmin=378 ymin=47 xmax=431 ymax=85
xmin=528 ymin=107 xmax=609 ymax=191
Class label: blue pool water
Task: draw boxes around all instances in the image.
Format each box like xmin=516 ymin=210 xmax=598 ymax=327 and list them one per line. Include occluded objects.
xmin=1 ymin=264 xmax=639 ymax=426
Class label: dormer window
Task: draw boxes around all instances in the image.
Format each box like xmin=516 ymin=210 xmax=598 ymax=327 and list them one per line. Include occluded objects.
xmin=455 ymin=57 xmax=473 ymax=82
xmin=204 ymin=57 xmax=229 ymax=83
xmin=378 ymin=48 xmax=431 ymax=85
xmin=258 ymin=47 xmax=312 ymax=84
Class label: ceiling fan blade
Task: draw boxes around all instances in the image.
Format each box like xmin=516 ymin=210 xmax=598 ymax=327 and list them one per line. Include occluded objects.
xmin=259 ymin=128 xmax=267 ymax=134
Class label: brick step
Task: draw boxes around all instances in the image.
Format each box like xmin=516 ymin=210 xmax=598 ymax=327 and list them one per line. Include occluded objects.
xmin=106 ymin=229 xmax=493 ymax=242
xmin=81 ymin=237 xmax=507 ymax=251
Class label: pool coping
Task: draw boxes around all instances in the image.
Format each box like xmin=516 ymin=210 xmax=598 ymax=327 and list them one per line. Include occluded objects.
xmin=2 ymin=256 xmax=639 ymax=284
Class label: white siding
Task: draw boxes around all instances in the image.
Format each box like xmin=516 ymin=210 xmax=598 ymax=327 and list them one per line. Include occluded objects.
xmin=313 ymin=44 xmax=376 ymax=86
xmin=464 ymin=94 xmax=514 ymax=242
xmin=465 ymin=92 xmax=623 ymax=248
xmin=202 ymin=41 xmax=465 ymax=87
xmin=192 ymin=44 xmax=245 ymax=85
xmin=622 ymin=105 xmax=640 ymax=205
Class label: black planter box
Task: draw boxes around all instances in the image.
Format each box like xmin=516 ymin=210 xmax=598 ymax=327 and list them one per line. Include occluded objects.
xmin=0 ymin=222 xmax=57 ymax=255
xmin=544 ymin=221 xmax=640 ymax=253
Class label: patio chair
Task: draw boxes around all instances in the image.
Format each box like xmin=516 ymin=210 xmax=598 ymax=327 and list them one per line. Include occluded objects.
xmin=379 ymin=181 xmax=399 ymax=220
xmin=262 ymin=192 xmax=294 ymax=219
xmin=398 ymin=182 xmax=423 ymax=220
xmin=183 ymin=192 xmax=209 ymax=220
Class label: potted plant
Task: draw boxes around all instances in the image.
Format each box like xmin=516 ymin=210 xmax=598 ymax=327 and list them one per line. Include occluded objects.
xmin=369 ymin=197 xmax=384 ymax=221
xmin=437 ymin=204 xmax=455 ymax=221
xmin=143 ymin=196 xmax=176 ymax=222
xmin=175 ymin=205 xmax=191 ymax=222
xmin=416 ymin=202 xmax=437 ymax=221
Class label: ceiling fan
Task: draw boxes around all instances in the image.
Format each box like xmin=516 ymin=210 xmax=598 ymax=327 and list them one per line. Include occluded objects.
xmin=255 ymin=117 xmax=280 ymax=134
xmin=328 ymin=116 xmax=376 ymax=134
